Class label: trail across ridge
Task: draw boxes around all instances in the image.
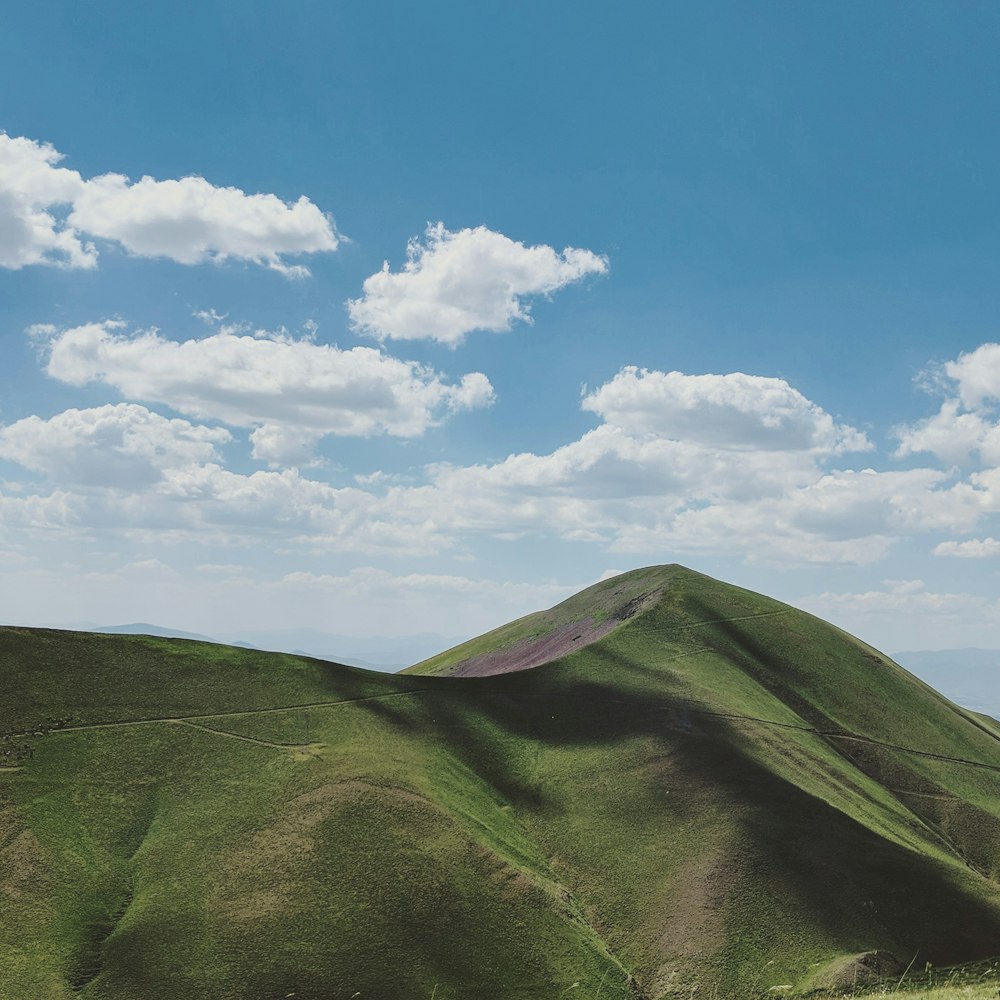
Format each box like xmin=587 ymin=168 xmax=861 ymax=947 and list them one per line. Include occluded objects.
xmin=174 ymin=718 xmax=316 ymax=750
xmin=681 ymin=706 xmax=1000 ymax=774
xmin=39 ymin=689 xmax=438 ymax=734
xmin=4 ymin=690 xmax=438 ymax=753
xmin=10 ymin=608 xmax=1000 ymax=774
xmin=15 ymin=682 xmax=1000 ymax=775
xmin=672 ymin=610 xmax=790 ymax=630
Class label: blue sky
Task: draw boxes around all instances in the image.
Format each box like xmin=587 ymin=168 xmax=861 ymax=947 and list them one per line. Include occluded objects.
xmin=4 ymin=1 xmax=1000 ymax=653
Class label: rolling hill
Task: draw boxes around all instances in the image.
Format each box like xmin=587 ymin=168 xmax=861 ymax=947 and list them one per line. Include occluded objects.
xmin=2 ymin=565 xmax=1000 ymax=999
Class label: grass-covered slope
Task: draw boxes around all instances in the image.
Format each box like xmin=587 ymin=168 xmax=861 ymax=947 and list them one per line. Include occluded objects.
xmin=3 ymin=566 xmax=1000 ymax=999
xmin=403 ymin=565 xmax=669 ymax=677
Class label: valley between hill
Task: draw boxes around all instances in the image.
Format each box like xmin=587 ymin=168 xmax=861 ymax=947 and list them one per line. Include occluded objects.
xmin=2 ymin=565 xmax=999 ymax=999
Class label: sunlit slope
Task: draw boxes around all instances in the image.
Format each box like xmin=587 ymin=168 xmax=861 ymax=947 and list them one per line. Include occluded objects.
xmin=3 ymin=566 xmax=1000 ymax=999
xmin=0 ymin=629 xmax=631 ymax=1000
xmin=410 ymin=565 xmax=1000 ymax=986
xmin=404 ymin=565 xmax=669 ymax=677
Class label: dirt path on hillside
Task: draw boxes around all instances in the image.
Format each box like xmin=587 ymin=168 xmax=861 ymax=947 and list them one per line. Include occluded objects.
xmin=683 ymin=705 xmax=1000 ymax=773
xmin=675 ymin=610 xmax=790 ymax=630
xmin=174 ymin=719 xmax=318 ymax=750
xmin=32 ymin=689 xmax=437 ymax=734
xmin=820 ymin=731 xmax=1000 ymax=772
xmin=9 ymin=625 xmax=1000 ymax=775
xmin=2 ymin=690 xmax=437 ymax=754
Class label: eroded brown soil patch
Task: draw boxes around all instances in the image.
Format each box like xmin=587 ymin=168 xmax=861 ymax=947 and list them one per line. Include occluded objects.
xmin=450 ymin=588 xmax=661 ymax=677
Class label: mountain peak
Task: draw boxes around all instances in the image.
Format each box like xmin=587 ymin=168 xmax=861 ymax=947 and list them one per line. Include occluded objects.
xmin=405 ymin=563 xmax=738 ymax=677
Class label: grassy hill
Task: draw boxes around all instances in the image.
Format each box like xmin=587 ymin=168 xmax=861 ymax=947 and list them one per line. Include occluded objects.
xmin=2 ymin=566 xmax=1000 ymax=999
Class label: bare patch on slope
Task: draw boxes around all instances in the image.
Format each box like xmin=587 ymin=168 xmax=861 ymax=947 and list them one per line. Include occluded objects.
xmin=0 ymin=808 xmax=48 ymax=903
xmin=217 ymin=780 xmax=431 ymax=923
xmin=448 ymin=588 xmax=662 ymax=677
xmin=647 ymin=844 xmax=735 ymax=996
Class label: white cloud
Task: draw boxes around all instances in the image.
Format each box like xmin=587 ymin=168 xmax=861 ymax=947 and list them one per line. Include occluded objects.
xmin=582 ymin=367 xmax=871 ymax=454
xmin=934 ymin=537 xmax=1000 ymax=558
xmin=592 ymin=467 xmax=979 ymax=565
xmin=196 ymin=562 xmax=252 ymax=576
xmin=422 ymin=425 xmax=810 ymax=520
xmin=943 ymin=343 xmax=1000 ymax=410
xmin=248 ymin=425 xmax=326 ymax=467
xmin=799 ymin=580 xmax=1000 ymax=623
xmin=367 ymin=371 xmax=919 ymax=564
xmin=280 ymin=566 xmax=575 ymax=607
xmin=0 ymin=134 xmax=93 ymax=269
xmin=0 ymin=458 xmax=445 ymax=555
xmin=2 ymin=355 xmax=992 ymax=569
xmin=41 ymin=321 xmax=494 ymax=464
xmin=0 ymin=490 xmax=81 ymax=533
xmin=895 ymin=345 xmax=1000 ymax=465
xmin=347 ymin=222 xmax=608 ymax=345
xmin=894 ymin=399 xmax=1000 ymax=466
xmin=68 ymin=174 xmax=338 ymax=277
xmin=0 ymin=133 xmax=338 ymax=275
xmin=325 ymin=365 xmax=977 ymax=566
xmin=0 ymin=404 xmax=229 ymax=488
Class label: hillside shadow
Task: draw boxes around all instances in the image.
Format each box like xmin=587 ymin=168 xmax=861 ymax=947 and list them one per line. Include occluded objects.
xmin=363 ymin=638 xmax=1000 ymax=981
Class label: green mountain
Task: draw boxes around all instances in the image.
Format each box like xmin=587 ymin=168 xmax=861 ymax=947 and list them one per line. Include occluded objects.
xmin=3 ymin=565 xmax=1000 ymax=999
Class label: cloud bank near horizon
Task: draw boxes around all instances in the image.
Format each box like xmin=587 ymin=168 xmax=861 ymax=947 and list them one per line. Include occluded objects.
xmin=2 ymin=330 xmax=995 ymax=570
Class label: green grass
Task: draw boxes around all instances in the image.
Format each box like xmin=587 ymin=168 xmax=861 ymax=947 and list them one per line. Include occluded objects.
xmin=2 ymin=566 xmax=1000 ymax=999
xmin=846 ymin=958 xmax=1000 ymax=999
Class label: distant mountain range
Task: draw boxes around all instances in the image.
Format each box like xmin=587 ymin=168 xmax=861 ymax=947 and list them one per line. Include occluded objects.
xmin=90 ymin=622 xmax=217 ymax=643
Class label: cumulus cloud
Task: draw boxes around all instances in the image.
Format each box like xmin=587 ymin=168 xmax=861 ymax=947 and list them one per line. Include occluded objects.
xmin=68 ymin=174 xmax=338 ymax=277
xmin=425 ymin=425 xmax=810 ymax=509
xmin=942 ymin=343 xmax=1000 ymax=410
xmin=582 ymin=367 xmax=871 ymax=453
xmin=403 ymin=455 xmax=975 ymax=566
xmin=1 ymin=354 xmax=989 ymax=568
xmin=0 ymin=133 xmax=93 ymax=269
xmin=248 ymin=425 xmax=326 ymax=467
xmin=0 ymin=404 xmax=229 ymax=488
xmin=0 ymin=489 xmax=81 ymax=534
xmin=895 ymin=344 xmax=1000 ymax=465
xmin=933 ymin=537 xmax=1000 ymax=558
xmin=355 ymin=368 xmax=972 ymax=565
xmin=280 ymin=566 xmax=577 ymax=610
xmin=793 ymin=575 xmax=1000 ymax=652
xmin=0 ymin=457 xmax=444 ymax=555
xmin=362 ymin=367 xmax=895 ymax=562
xmin=0 ymin=133 xmax=338 ymax=275
xmin=611 ymin=467 xmax=981 ymax=565
xmin=40 ymin=321 xmax=495 ymax=464
xmin=799 ymin=579 xmax=1000 ymax=623
xmin=894 ymin=400 xmax=1000 ymax=465
xmin=348 ymin=222 xmax=608 ymax=345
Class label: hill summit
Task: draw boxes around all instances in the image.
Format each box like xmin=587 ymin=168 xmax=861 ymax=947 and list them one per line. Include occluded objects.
xmin=2 ymin=565 xmax=1000 ymax=999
